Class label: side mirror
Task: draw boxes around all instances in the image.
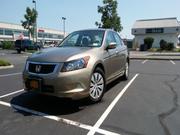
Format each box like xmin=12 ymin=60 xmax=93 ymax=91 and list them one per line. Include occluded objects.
xmin=106 ymin=42 xmax=117 ymax=50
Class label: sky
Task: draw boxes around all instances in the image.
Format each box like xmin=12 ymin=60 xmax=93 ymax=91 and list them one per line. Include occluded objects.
xmin=0 ymin=0 xmax=179 ymax=39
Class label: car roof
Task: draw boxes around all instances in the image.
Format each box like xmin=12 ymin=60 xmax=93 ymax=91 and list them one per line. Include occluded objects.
xmin=73 ymin=28 xmax=115 ymax=33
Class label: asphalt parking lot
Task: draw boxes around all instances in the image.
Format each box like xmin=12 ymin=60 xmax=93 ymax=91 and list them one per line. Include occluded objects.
xmin=0 ymin=50 xmax=180 ymax=135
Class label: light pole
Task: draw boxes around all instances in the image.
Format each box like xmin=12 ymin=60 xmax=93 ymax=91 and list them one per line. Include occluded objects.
xmin=62 ymin=17 xmax=66 ymax=38
xmin=33 ymin=0 xmax=37 ymax=43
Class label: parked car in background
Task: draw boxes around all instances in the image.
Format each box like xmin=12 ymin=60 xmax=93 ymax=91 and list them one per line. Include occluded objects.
xmin=23 ymin=29 xmax=129 ymax=102
xmin=15 ymin=39 xmax=42 ymax=53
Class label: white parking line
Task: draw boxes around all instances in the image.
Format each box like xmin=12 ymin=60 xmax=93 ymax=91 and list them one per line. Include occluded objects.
xmin=170 ymin=60 xmax=176 ymax=65
xmin=0 ymin=65 xmax=14 ymax=70
xmin=0 ymin=72 xmax=22 ymax=77
xmin=22 ymin=56 xmax=28 ymax=58
xmin=0 ymin=100 xmax=120 ymax=135
xmin=0 ymin=53 xmax=5 ymax=56
xmin=0 ymin=89 xmax=24 ymax=99
xmin=142 ymin=60 xmax=148 ymax=64
xmin=87 ymin=74 xmax=139 ymax=135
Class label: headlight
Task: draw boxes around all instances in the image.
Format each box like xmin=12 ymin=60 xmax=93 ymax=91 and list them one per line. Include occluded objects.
xmin=25 ymin=61 xmax=29 ymax=71
xmin=61 ymin=56 xmax=90 ymax=72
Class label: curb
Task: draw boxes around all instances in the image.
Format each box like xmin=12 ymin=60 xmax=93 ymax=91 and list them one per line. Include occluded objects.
xmin=0 ymin=65 xmax=14 ymax=69
xmin=130 ymin=57 xmax=180 ymax=60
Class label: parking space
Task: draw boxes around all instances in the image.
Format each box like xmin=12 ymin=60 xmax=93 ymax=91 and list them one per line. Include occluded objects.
xmin=0 ymin=53 xmax=180 ymax=135
xmin=0 ymin=103 xmax=88 ymax=135
xmin=100 ymin=74 xmax=175 ymax=135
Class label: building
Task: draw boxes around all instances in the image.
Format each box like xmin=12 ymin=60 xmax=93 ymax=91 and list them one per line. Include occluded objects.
xmin=0 ymin=21 xmax=64 ymax=44
xmin=132 ymin=17 xmax=180 ymax=48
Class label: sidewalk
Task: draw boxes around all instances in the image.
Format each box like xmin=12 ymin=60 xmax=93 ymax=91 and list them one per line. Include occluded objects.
xmin=130 ymin=51 xmax=180 ymax=60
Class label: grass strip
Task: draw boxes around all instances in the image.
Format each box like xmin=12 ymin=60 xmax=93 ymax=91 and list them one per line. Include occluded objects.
xmin=0 ymin=59 xmax=11 ymax=66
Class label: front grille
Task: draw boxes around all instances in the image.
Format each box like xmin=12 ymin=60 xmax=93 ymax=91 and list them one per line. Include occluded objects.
xmin=28 ymin=63 xmax=56 ymax=74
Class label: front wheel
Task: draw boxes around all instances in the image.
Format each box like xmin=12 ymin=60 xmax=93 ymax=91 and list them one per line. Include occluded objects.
xmin=89 ymin=68 xmax=105 ymax=103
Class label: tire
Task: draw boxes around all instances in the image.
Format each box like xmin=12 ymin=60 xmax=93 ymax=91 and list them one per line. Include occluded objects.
xmin=122 ymin=61 xmax=129 ymax=80
xmin=89 ymin=68 xmax=105 ymax=103
xmin=37 ymin=47 xmax=40 ymax=51
xmin=17 ymin=49 xmax=21 ymax=54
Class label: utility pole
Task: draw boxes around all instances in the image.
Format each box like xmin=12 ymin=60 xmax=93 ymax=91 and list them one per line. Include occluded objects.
xmin=33 ymin=0 xmax=37 ymax=43
xmin=62 ymin=17 xmax=66 ymax=38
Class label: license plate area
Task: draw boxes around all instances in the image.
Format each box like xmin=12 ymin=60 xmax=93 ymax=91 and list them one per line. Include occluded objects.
xmin=27 ymin=78 xmax=42 ymax=91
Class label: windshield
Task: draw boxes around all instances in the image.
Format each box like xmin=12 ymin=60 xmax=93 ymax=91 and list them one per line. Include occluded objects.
xmin=59 ymin=30 xmax=105 ymax=47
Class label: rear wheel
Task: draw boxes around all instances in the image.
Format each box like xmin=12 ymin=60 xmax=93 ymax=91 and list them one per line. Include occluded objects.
xmin=89 ymin=68 xmax=105 ymax=102
xmin=17 ymin=49 xmax=21 ymax=54
xmin=122 ymin=61 xmax=129 ymax=80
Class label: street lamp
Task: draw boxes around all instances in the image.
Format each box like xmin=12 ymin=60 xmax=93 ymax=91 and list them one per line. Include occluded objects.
xmin=32 ymin=0 xmax=37 ymax=43
xmin=62 ymin=17 xmax=66 ymax=38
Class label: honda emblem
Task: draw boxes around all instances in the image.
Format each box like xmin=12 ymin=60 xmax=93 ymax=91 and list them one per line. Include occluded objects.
xmin=35 ymin=65 xmax=41 ymax=73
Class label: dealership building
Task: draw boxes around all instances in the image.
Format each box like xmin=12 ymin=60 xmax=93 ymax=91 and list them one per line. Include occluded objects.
xmin=132 ymin=17 xmax=180 ymax=48
xmin=0 ymin=21 xmax=64 ymax=43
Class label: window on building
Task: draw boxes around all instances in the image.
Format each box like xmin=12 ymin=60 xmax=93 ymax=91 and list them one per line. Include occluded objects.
xmin=38 ymin=32 xmax=43 ymax=38
xmin=5 ymin=29 xmax=13 ymax=36
xmin=44 ymin=33 xmax=48 ymax=38
xmin=0 ymin=28 xmax=4 ymax=35
xmin=52 ymin=34 xmax=59 ymax=39
xmin=48 ymin=34 xmax=53 ymax=38
xmin=146 ymin=28 xmax=164 ymax=33
xmin=23 ymin=31 xmax=29 ymax=37
xmin=13 ymin=30 xmax=22 ymax=34
xmin=58 ymin=35 xmax=63 ymax=39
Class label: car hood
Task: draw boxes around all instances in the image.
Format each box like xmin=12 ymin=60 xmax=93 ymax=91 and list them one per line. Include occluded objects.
xmin=28 ymin=47 xmax=95 ymax=63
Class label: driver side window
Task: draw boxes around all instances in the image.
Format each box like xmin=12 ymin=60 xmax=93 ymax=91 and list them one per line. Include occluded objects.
xmin=106 ymin=32 xmax=116 ymax=46
xmin=65 ymin=34 xmax=79 ymax=46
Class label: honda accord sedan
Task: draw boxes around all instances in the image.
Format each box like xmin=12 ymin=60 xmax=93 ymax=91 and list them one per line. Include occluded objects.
xmin=23 ymin=29 xmax=129 ymax=102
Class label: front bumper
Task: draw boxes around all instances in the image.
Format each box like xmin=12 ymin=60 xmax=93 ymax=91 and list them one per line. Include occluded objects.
xmin=23 ymin=66 xmax=91 ymax=100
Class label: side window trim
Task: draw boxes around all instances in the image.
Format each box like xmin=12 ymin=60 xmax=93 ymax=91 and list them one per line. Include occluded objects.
xmin=113 ymin=32 xmax=123 ymax=46
xmin=106 ymin=31 xmax=116 ymax=46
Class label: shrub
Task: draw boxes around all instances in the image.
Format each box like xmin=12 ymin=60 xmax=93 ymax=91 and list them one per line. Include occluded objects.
xmin=148 ymin=48 xmax=159 ymax=52
xmin=144 ymin=37 xmax=154 ymax=49
xmin=174 ymin=48 xmax=180 ymax=52
xmin=178 ymin=43 xmax=180 ymax=47
xmin=166 ymin=42 xmax=174 ymax=51
xmin=139 ymin=44 xmax=147 ymax=51
xmin=159 ymin=40 xmax=174 ymax=51
xmin=159 ymin=39 xmax=167 ymax=50
xmin=2 ymin=41 xmax=14 ymax=50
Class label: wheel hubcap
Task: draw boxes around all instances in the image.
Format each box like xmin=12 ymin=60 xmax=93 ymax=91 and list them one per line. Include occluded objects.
xmin=90 ymin=72 xmax=104 ymax=100
xmin=126 ymin=62 xmax=129 ymax=77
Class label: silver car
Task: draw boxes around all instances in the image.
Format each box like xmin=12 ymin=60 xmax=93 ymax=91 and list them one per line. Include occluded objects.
xmin=23 ymin=29 xmax=129 ymax=102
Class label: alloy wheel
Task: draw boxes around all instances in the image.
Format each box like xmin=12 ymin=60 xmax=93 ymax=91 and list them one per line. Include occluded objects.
xmin=89 ymin=72 xmax=104 ymax=101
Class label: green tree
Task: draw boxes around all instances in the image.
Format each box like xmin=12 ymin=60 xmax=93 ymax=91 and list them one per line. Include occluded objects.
xmin=21 ymin=7 xmax=38 ymax=41
xmin=95 ymin=0 xmax=123 ymax=32
xmin=144 ymin=37 xmax=154 ymax=49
